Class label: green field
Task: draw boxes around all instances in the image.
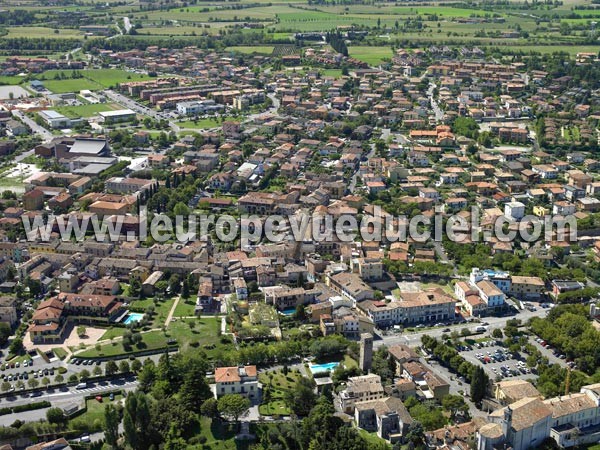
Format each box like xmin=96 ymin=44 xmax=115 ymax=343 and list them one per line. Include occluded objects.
xmin=349 ymin=46 xmax=393 ymax=65
xmin=36 ymin=69 xmax=153 ymax=93
xmin=54 ymin=102 xmax=120 ymax=118
xmin=0 ymin=76 xmax=24 ymax=85
xmin=5 ymin=26 xmax=84 ymax=39
xmin=41 ymin=78 xmax=103 ymax=94
xmin=320 ymin=69 xmax=344 ymax=78
xmin=177 ymin=118 xmax=221 ymax=130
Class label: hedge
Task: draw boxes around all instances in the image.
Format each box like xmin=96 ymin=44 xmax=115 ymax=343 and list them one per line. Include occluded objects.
xmin=0 ymin=400 xmax=51 ymax=416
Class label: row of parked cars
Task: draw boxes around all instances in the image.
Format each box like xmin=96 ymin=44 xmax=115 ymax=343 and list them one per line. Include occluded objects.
xmin=70 ymin=359 xmax=101 ymax=366
xmin=2 ymin=367 xmax=55 ymax=382
xmin=1 ymin=360 xmax=33 ymax=370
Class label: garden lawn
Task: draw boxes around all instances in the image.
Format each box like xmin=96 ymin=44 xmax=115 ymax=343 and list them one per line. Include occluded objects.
xmin=76 ymin=330 xmax=169 ymax=358
xmin=196 ymin=417 xmax=248 ymax=449
xmin=51 ymin=348 xmax=68 ymax=360
xmin=357 ymin=428 xmax=391 ymax=449
xmin=166 ymin=317 xmax=232 ymax=359
xmin=98 ymin=327 xmax=127 ymax=341
xmin=258 ymin=369 xmax=303 ymax=416
xmin=69 ymin=394 xmax=123 ymax=431
xmin=173 ymin=298 xmax=196 ymax=317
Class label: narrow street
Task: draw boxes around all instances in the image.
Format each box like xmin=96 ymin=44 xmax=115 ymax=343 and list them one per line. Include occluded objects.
xmin=427 ymin=82 xmax=444 ymax=123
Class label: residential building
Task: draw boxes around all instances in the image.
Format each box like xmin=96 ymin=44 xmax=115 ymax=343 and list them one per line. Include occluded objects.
xmin=339 ymin=374 xmax=385 ymax=413
xmin=214 ymin=365 xmax=259 ymax=400
xmin=354 ymin=397 xmax=413 ymax=442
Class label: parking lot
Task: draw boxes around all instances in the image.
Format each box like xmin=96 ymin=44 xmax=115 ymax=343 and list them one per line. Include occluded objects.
xmin=457 ymin=339 xmax=537 ymax=382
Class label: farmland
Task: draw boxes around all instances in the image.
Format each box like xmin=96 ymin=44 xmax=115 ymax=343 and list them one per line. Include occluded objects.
xmin=32 ymin=69 xmax=154 ymax=93
xmin=5 ymin=26 xmax=85 ymax=39
xmin=349 ymin=46 xmax=393 ymax=65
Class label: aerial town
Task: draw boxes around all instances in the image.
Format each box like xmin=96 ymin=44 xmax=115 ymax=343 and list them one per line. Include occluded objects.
xmin=0 ymin=0 xmax=600 ymax=449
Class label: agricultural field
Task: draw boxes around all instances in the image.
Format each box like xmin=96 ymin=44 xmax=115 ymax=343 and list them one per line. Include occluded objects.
xmin=349 ymin=46 xmax=393 ymax=65
xmin=4 ymin=26 xmax=85 ymax=39
xmin=0 ymin=76 xmax=25 ymax=85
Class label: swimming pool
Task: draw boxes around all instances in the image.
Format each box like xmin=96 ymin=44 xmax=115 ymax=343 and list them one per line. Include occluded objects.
xmin=309 ymin=362 xmax=339 ymax=374
xmin=281 ymin=308 xmax=296 ymax=316
xmin=123 ymin=312 xmax=144 ymax=325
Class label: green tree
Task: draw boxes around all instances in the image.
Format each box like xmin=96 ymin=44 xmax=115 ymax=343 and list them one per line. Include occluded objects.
xmin=104 ymin=403 xmax=120 ymax=448
xmin=200 ymin=397 xmax=219 ymax=419
xmin=120 ymin=360 xmax=130 ymax=373
xmin=9 ymin=338 xmax=23 ymax=356
xmin=470 ymin=366 xmax=488 ymax=404
xmin=46 ymin=407 xmax=66 ymax=425
xmin=105 ymin=360 xmax=119 ymax=376
xmin=217 ymin=394 xmax=250 ymax=427
xmin=123 ymin=391 xmax=152 ymax=450
xmin=0 ymin=323 xmax=11 ymax=346
xmin=131 ymin=358 xmax=142 ymax=373
xmin=285 ymin=377 xmax=316 ymax=417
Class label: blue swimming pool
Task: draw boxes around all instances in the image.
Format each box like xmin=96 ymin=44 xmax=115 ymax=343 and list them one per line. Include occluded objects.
xmin=309 ymin=362 xmax=339 ymax=374
xmin=123 ymin=313 xmax=144 ymax=325
xmin=281 ymin=308 xmax=296 ymax=316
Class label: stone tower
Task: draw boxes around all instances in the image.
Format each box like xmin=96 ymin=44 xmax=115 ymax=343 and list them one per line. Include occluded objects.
xmin=359 ymin=332 xmax=373 ymax=373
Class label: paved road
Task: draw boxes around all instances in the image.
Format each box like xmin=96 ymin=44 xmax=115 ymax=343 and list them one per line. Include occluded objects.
xmin=12 ymin=110 xmax=53 ymax=142
xmin=427 ymin=83 xmax=444 ymax=123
